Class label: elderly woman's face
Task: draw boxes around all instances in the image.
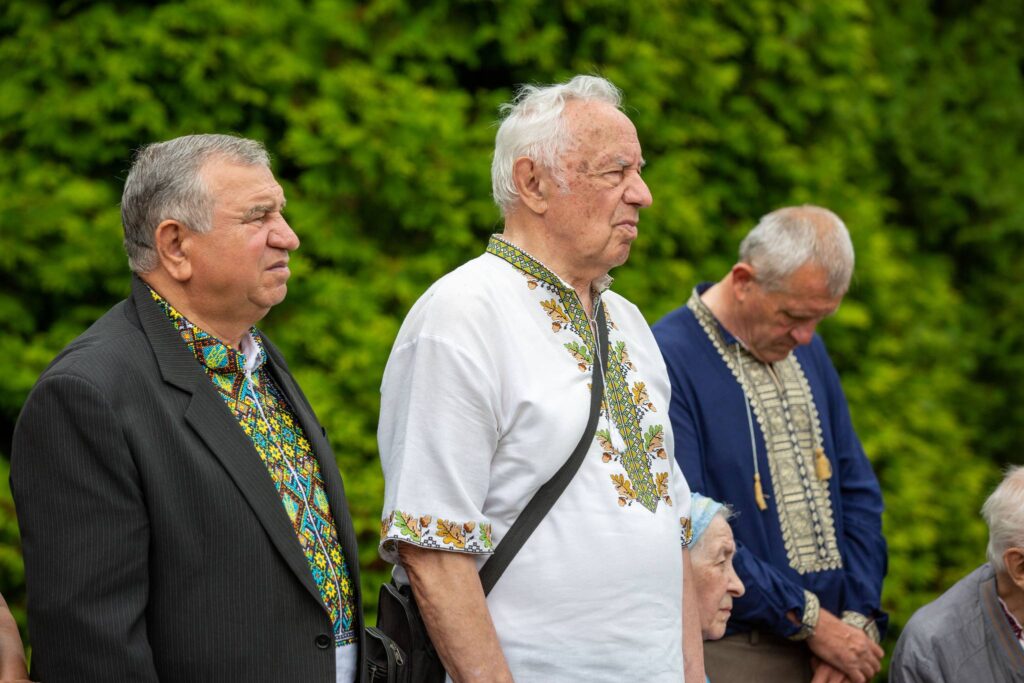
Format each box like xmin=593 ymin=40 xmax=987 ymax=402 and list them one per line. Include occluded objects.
xmin=691 ymin=515 xmax=745 ymax=640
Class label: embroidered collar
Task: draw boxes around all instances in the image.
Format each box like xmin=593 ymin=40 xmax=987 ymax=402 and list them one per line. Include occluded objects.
xmin=486 ymin=234 xmax=613 ymax=295
xmin=148 ymin=286 xmax=267 ymax=375
xmin=688 ymin=283 xmax=742 ymax=347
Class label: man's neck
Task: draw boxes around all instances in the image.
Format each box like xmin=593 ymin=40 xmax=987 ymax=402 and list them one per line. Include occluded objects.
xmin=700 ymin=278 xmax=745 ymax=344
xmin=499 ymin=228 xmax=601 ymax=315
xmin=141 ymin=275 xmax=251 ymax=348
xmin=996 ymin=570 xmax=1024 ymax=625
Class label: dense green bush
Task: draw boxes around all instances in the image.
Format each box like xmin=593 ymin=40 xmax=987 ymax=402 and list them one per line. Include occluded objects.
xmin=1 ymin=1 xmax=1019 ymax=676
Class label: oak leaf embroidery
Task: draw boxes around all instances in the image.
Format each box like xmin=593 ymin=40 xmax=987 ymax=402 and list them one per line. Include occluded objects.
xmin=644 ymin=424 xmax=667 ymax=459
xmin=394 ymin=512 xmax=422 ymax=542
xmin=611 ymin=473 xmax=638 ymax=507
xmin=564 ymin=341 xmax=592 ymax=372
xmin=632 ymin=382 xmax=655 ymax=411
xmin=655 ymin=472 xmax=672 ymax=505
xmin=436 ymin=518 xmax=467 ymax=549
xmin=540 ymin=299 xmax=569 ymax=332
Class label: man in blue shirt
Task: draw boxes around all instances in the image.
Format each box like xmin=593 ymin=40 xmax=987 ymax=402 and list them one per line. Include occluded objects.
xmin=652 ymin=205 xmax=886 ymax=683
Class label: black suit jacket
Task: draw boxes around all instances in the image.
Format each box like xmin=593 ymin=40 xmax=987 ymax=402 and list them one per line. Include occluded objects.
xmin=11 ymin=276 xmax=366 ymax=682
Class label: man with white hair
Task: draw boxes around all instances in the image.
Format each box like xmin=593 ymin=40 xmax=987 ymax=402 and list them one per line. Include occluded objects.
xmin=378 ymin=75 xmax=704 ymax=681
xmin=652 ymin=206 xmax=887 ymax=683
xmin=890 ymin=466 xmax=1024 ymax=682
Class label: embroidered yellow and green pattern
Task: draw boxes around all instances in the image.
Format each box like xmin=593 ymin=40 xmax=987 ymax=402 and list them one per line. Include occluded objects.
xmin=151 ymin=289 xmax=357 ymax=646
xmin=688 ymin=290 xmax=843 ymax=574
xmin=380 ymin=510 xmax=494 ymax=554
xmin=486 ymin=235 xmax=667 ymax=514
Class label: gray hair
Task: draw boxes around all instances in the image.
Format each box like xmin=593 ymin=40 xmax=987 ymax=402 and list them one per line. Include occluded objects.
xmin=982 ymin=465 xmax=1024 ymax=573
xmin=491 ymin=75 xmax=622 ymax=216
xmin=121 ymin=133 xmax=270 ymax=273
xmin=739 ymin=205 xmax=855 ymax=297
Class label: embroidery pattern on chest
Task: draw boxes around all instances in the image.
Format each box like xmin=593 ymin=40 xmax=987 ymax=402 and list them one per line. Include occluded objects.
xmin=487 ymin=237 xmax=669 ymax=514
xmin=689 ymin=291 xmax=843 ymax=574
xmin=152 ymin=290 xmax=357 ymax=645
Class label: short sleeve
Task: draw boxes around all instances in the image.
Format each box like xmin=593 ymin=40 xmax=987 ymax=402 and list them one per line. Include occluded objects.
xmin=377 ymin=334 xmax=500 ymax=563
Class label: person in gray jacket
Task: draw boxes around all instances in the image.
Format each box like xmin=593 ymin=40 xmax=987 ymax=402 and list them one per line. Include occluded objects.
xmin=890 ymin=465 xmax=1024 ymax=682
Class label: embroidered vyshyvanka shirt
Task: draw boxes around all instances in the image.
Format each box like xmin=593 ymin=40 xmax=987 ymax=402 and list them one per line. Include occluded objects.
xmin=378 ymin=237 xmax=693 ymax=682
xmin=652 ymin=284 xmax=887 ymax=641
xmin=152 ymin=290 xmax=357 ymax=680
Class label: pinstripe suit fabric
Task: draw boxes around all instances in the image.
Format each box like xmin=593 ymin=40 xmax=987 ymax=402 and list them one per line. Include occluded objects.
xmin=11 ymin=276 xmax=365 ymax=682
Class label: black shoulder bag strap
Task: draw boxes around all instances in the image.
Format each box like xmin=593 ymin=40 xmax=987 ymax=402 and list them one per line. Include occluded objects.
xmin=478 ymin=300 xmax=609 ymax=596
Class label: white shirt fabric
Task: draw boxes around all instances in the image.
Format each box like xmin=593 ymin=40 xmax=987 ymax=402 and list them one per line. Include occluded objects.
xmin=336 ymin=644 xmax=357 ymax=683
xmin=378 ymin=237 xmax=694 ymax=682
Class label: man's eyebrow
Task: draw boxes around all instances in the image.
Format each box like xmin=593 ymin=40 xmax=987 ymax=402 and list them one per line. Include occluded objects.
xmin=243 ymin=199 xmax=286 ymax=220
xmin=606 ymin=156 xmax=645 ymax=169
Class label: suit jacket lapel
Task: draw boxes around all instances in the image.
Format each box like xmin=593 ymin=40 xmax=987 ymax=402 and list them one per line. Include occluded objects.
xmin=131 ymin=276 xmax=325 ymax=608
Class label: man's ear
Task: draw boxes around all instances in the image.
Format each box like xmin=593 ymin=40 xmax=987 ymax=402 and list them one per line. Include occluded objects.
xmin=1004 ymin=547 xmax=1024 ymax=591
xmin=731 ymin=263 xmax=757 ymax=301
xmin=152 ymin=219 xmax=193 ymax=283
xmin=512 ymin=157 xmax=550 ymax=215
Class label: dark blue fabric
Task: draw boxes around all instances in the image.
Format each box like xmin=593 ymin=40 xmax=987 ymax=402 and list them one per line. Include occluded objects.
xmin=652 ymin=285 xmax=888 ymax=639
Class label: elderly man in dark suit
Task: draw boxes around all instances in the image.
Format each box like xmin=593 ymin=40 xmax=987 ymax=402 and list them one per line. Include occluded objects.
xmin=11 ymin=134 xmax=364 ymax=682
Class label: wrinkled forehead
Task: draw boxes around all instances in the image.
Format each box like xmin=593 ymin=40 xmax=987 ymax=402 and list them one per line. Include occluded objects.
xmin=562 ymin=100 xmax=642 ymax=165
xmin=704 ymin=515 xmax=735 ymax=552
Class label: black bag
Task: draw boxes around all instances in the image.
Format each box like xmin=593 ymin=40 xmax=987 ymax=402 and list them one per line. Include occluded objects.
xmin=369 ymin=303 xmax=609 ymax=682
xmin=370 ymin=582 xmax=445 ymax=682
xmin=365 ymin=624 xmax=409 ymax=683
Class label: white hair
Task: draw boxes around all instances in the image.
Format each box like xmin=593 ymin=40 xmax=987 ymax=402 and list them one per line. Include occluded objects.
xmin=982 ymin=465 xmax=1024 ymax=573
xmin=491 ymin=75 xmax=622 ymax=216
xmin=121 ymin=134 xmax=270 ymax=273
xmin=739 ymin=205 xmax=855 ymax=298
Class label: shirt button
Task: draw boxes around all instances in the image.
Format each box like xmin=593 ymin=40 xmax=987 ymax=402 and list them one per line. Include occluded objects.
xmin=315 ymin=634 xmax=332 ymax=649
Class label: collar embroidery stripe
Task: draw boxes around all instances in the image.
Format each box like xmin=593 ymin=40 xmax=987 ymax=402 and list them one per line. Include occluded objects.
xmin=688 ymin=290 xmax=842 ymax=573
xmin=487 ymin=236 xmax=665 ymax=513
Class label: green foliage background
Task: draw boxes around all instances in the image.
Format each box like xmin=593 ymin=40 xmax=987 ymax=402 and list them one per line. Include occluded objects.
xmin=1 ymin=0 xmax=1021 ymax=675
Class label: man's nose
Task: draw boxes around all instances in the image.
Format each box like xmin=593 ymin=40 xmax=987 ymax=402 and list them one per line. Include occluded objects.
xmin=269 ymin=215 xmax=300 ymax=251
xmin=624 ymin=173 xmax=653 ymax=208
xmin=790 ymin=321 xmax=817 ymax=346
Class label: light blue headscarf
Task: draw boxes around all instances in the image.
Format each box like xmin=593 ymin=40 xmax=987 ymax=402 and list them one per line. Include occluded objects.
xmin=690 ymin=492 xmax=725 ymax=547
xmin=691 ymin=492 xmax=727 ymax=683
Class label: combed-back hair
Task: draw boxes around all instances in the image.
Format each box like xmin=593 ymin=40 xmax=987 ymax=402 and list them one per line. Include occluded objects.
xmin=121 ymin=134 xmax=270 ymax=273
xmin=739 ymin=205 xmax=855 ymax=297
xmin=491 ymin=75 xmax=622 ymax=216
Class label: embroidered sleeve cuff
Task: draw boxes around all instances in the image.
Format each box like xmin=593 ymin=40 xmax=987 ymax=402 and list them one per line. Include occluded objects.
xmin=379 ymin=509 xmax=494 ymax=564
xmin=841 ymin=610 xmax=881 ymax=644
xmin=680 ymin=516 xmax=693 ymax=548
xmin=787 ymin=590 xmax=821 ymax=642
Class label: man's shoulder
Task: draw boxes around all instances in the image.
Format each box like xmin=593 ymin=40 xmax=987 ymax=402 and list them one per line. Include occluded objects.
xmin=37 ymin=298 xmax=149 ymax=389
xmin=601 ymin=289 xmax=646 ymax=325
xmin=901 ymin=564 xmax=990 ymax=645
xmin=394 ymin=253 xmax=519 ymax=338
xmin=651 ymin=302 xmax=706 ymax=362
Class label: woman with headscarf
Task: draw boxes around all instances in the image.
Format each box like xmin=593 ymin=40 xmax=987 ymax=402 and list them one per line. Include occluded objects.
xmin=689 ymin=493 xmax=746 ymax=681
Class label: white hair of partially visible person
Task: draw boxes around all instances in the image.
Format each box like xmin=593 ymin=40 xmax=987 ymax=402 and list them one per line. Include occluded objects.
xmin=491 ymin=74 xmax=622 ymax=216
xmin=982 ymin=465 xmax=1024 ymax=573
xmin=739 ymin=205 xmax=855 ymax=298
